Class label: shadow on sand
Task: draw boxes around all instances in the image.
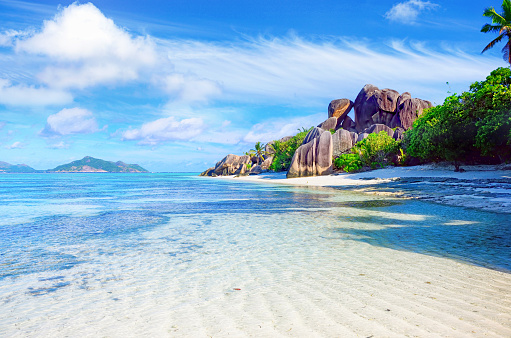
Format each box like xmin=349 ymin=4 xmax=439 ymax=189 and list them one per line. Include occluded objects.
xmin=331 ymin=199 xmax=511 ymax=273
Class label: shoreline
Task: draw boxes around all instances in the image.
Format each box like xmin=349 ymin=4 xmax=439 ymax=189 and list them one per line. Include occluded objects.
xmin=216 ymin=163 xmax=511 ymax=214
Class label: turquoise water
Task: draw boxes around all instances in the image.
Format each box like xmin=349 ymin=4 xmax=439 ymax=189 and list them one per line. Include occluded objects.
xmin=0 ymin=173 xmax=510 ymax=336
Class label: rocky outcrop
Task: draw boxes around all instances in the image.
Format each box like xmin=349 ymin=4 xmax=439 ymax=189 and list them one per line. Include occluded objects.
xmin=353 ymin=85 xmax=431 ymax=131
xmin=302 ymin=127 xmax=325 ymax=145
xmin=201 ymin=83 xmax=431 ymax=179
xmin=318 ymin=117 xmax=338 ymax=131
xmin=200 ymin=154 xmax=251 ymax=176
xmin=288 ymin=130 xmax=333 ymax=178
xmin=332 ymin=129 xmax=353 ymax=157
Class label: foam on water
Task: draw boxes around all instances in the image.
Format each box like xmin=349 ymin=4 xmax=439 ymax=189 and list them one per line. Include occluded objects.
xmin=0 ymin=173 xmax=510 ymax=337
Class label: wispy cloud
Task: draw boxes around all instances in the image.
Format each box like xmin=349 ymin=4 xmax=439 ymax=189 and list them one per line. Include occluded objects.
xmin=158 ymin=36 xmax=500 ymax=106
xmin=385 ymin=0 xmax=439 ymax=24
xmin=0 ymin=79 xmax=72 ymax=106
xmin=5 ymin=141 xmax=24 ymax=149
xmin=40 ymin=108 xmax=99 ymax=137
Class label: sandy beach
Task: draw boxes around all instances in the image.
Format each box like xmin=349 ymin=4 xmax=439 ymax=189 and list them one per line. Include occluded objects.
xmin=222 ymin=163 xmax=511 ymax=214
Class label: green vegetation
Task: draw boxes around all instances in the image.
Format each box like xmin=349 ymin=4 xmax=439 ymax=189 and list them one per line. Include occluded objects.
xmin=404 ymin=67 xmax=511 ymax=168
xmin=251 ymin=141 xmax=268 ymax=165
xmin=334 ymin=131 xmax=401 ymax=172
xmin=270 ymin=127 xmax=312 ymax=171
xmin=52 ymin=156 xmax=149 ymax=173
xmin=481 ymin=0 xmax=511 ymax=64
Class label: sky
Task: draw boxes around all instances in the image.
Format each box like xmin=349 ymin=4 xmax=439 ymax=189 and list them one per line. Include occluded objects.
xmin=0 ymin=0 xmax=507 ymax=172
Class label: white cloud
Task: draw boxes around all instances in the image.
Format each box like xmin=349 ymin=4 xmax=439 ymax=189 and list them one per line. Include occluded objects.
xmin=0 ymin=79 xmax=72 ymax=106
xmin=0 ymin=29 xmax=27 ymax=47
xmin=122 ymin=116 xmax=205 ymax=145
xmin=159 ymin=74 xmax=221 ymax=103
xmin=243 ymin=113 xmax=324 ymax=143
xmin=40 ymin=108 xmax=99 ymax=137
xmin=15 ymin=2 xmax=157 ymax=89
xmin=5 ymin=141 xmax=25 ymax=149
xmin=160 ymin=36 xmax=499 ymax=105
xmin=47 ymin=141 xmax=70 ymax=149
xmin=385 ymin=0 xmax=439 ymax=24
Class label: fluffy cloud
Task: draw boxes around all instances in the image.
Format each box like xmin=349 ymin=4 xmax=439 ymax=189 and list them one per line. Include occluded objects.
xmin=122 ymin=116 xmax=205 ymax=145
xmin=40 ymin=108 xmax=99 ymax=137
xmin=385 ymin=0 xmax=439 ymax=24
xmin=15 ymin=2 xmax=157 ymax=89
xmin=0 ymin=79 xmax=72 ymax=106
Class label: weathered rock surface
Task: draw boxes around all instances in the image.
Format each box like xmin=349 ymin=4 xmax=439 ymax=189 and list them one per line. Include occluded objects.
xmin=213 ymin=154 xmax=251 ymax=176
xmin=356 ymin=133 xmax=370 ymax=143
xmin=354 ymin=84 xmax=431 ymax=131
xmin=393 ymin=127 xmax=405 ymax=141
xmin=260 ymin=156 xmax=273 ymax=170
xmin=390 ymin=97 xmax=432 ymax=130
xmin=332 ymin=129 xmax=353 ymax=157
xmin=362 ymin=124 xmax=394 ymax=138
xmin=318 ymin=117 xmax=338 ymax=131
xmin=302 ymin=127 xmax=325 ymax=145
xmin=328 ymin=99 xmax=354 ymax=120
xmin=287 ymin=131 xmax=333 ymax=178
xmin=249 ymin=165 xmax=263 ymax=175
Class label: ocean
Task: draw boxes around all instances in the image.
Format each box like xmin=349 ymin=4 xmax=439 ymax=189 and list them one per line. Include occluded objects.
xmin=1 ymin=173 xmax=510 ymax=337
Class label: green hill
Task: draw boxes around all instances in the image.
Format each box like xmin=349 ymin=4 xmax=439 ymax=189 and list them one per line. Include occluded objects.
xmin=0 ymin=161 xmax=38 ymax=173
xmin=51 ymin=156 xmax=149 ymax=173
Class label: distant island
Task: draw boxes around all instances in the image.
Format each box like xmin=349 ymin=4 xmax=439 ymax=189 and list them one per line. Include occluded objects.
xmin=0 ymin=161 xmax=38 ymax=173
xmin=0 ymin=156 xmax=149 ymax=173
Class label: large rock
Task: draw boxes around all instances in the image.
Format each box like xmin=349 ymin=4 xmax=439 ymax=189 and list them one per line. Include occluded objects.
xmin=356 ymin=133 xmax=370 ymax=143
xmin=363 ymin=124 xmax=394 ymax=138
xmin=328 ymin=99 xmax=354 ymax=120
xmin=200 ymin=167 xmax=215 ymax=176
xmin=260 ymin=156 xmax=273 ymax=170
xmin=317 ymin=117 xmax=338 ymax=131
xmin=287 ymin=131 xmax=333 ymax=178
xmin=342 ymin=115 xmax=356 ymax=131
xmin=393 ymin=127 xmax=405 ymax=141
xmin=249 ymin=165 xmax=263 ymax=175
xmin=332 ymin=129 xmax=353 ymax=157
xmin=213 ymin=154 xmax=251 ymax=176
xmin=302 ymin=127 xmax=325 ymax=145
xmin=354 ymin=84 xmax=428 ymax=131
xmin=390 ymin=97 xmax=432 ymax=130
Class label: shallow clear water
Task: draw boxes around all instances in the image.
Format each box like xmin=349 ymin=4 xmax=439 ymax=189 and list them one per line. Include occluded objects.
xmin=0 ymin=173 xmax=510 ymax=337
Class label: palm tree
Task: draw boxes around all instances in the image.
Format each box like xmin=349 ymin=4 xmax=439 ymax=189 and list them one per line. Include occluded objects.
xmin=251 ymin=142 xmax=268 ymax=165
xmin=481 ymin=0 xmax=511 ymax=64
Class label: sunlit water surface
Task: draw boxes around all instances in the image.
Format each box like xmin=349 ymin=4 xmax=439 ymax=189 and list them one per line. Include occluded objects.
xmin=0 ymin=173 xmax=510 ymax=336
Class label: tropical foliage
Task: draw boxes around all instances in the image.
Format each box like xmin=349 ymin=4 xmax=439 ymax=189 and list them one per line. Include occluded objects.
xmin=404 ymin=67 xmax=511 ymax=167
xmin=269 ymin=127 xmax=312 ymax=171
xmin=334 ymin=131 xmax=401 ymax=172
xmin=481 ymin=0 xmax=511 ymax=64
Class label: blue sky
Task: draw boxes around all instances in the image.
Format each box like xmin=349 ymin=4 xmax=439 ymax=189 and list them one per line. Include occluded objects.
xmin=0 ymin=0 xmax=507 ymax=172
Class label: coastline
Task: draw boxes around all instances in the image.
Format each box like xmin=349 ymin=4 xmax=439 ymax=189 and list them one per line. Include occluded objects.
xmin=216 ymin=163 xmax=511 ymax=214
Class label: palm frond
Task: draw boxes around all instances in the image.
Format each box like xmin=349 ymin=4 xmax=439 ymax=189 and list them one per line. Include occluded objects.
xmin=503 ymin=0 xmax=511 ymax=20
xmin=481 ymin=23 xmax=502 ymax=33
xmin=483 ymin=7 xmax=507 ymax=25
xmin=482 ymin=34 xmax=505 ymax=53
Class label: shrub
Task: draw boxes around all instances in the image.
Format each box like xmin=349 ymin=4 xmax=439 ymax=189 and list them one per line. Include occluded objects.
xmin=404 ymin=67 xmax=511 ymax=166
xmin=270 ymin=127 xmax=312 ymax=171
xmin=353 ymin=131 xmax=400 ymax=168
xmin=333 ymin=153 xmax=363 ymax=172
xmin=334 ymin=131 xmax=401 ymax=172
